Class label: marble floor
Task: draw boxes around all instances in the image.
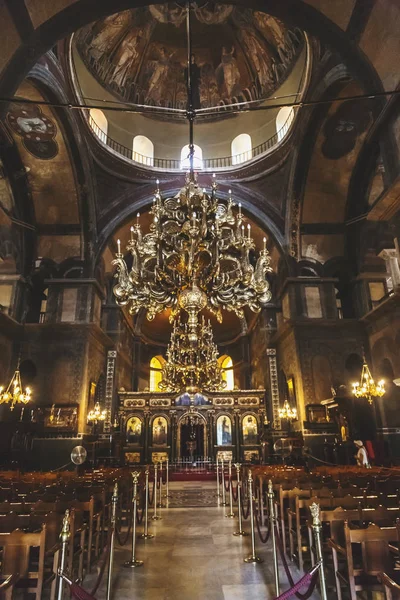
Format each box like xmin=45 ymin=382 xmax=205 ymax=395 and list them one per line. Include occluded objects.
xmin=88 ymin=481 xmax=321 ymax=600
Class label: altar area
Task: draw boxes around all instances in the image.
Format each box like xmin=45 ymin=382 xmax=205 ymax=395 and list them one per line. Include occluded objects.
xmin=118 ymin=389 xmax=266 ymax=465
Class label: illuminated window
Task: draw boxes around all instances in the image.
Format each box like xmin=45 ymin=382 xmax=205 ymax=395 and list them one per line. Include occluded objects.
xmin=150 ymin=356 xmax=164 ymax=392
xmin=231 ymin=134 xmax=252 ymax=165
xmin=219 ymin=355 xmax=234 ymax=391
xmin=180 ymin=144 xmax=203 ymax=170
xmin=276 ymin=106 xmax=294 ymax=142
xmin=89 ymin=109 xmax=108 ymax=144
xmin=133 ymin=135 xmax=154 ymax=166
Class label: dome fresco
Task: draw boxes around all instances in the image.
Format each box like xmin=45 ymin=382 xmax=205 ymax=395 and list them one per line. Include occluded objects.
xmin=75 ymin=4 xmax=304 ymax=113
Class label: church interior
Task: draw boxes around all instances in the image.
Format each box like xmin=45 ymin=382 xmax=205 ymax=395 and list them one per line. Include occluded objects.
xmin=0 ymin=1 xmax=400 ymax=599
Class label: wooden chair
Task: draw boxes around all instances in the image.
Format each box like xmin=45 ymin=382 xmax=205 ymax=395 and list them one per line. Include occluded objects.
xmin=361 ymin=506 xmax=400 ymax=527
xmin=276 ymin=486 xmax=312 ymax=557
xmin=307 ymin=506 xmax=363 ymax=566
xmin=378 ymin=572 xmax=400 ymax=600
xmin=0 ymin=527 xmax=47 ymax=600
xmin=329 ymin=522 xmax=399 ymax=600
xmin=288 ymin=495 xmax=321 ymax=571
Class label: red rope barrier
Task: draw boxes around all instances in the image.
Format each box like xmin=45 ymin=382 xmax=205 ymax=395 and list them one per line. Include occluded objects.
xmin=232 ymin=482 xmax=238 ymax=502
xmin=255 ymin=503 xmax=271 ymax=544
xmin=69 ymin=581 xmax=97 ymax=600
xmin=240 ymin=488 xmax=251 ymax=520
xmin=115 ymin=504 xmax=133 ymax=546
xmin=90 ymin=527 xmax=112 ymax=596
xmin=224 ymin=474 xmax=230 ymax=492
xmin=273 ymin=564 xmax=321 ymax=600
xmin=136 ymin=488 xmax=145 ymax=524
xmin=274 ymin=525 xmax=319 ymax=600
xmin=148 ymin=480 xmax=155 ymax=506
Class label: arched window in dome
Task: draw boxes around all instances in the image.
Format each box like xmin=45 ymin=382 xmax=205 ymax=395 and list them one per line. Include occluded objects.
xmin=231 ymin=134 xmax=252 ymax=165
xmin=133 ymin=135 xmax=154 ymax=167
xmin=276 ymin=106 xmax=294 ymax=142
xmin=89 ymin=108 xmax=108 ymax=144
xmin=218 ymin=355 xmax=234 ymax=391
xmin=180 ymin=144 xmax=203 ymax=170
xmin=149 ymin=356 xmax=164 ymax=392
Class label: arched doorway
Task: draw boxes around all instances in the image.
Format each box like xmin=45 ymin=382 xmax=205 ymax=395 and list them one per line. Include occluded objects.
xmin=177 ymin=412 xmax=207 ymax=460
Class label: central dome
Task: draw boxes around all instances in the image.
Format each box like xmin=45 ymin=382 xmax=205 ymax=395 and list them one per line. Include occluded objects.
xmin=76 ymin=3 xmax=304 ymax=114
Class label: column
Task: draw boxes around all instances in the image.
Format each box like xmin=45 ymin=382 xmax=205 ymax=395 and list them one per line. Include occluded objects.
xmin=233 ymin=409 xmax=241 ymax=461
xmin=104 ymin=351 xmax=117 ymax=433
xmin=207 ymin=410 xmax=215 ymax=460
xmin=267 ymin=349 xmax=281 ymax=430
xmin=143 ymin=410 xmax=151 ymax=463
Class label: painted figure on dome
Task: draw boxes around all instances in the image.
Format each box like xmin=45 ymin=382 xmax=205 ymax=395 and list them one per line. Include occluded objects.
xmin=110 ymin=30 xmax=142 ymax=89
xmin=216 ymin=46 xmax=241 ymax=98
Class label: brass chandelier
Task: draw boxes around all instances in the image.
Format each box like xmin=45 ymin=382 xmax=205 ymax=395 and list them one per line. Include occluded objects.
xmin=278 ymin=398 xmax=297 ymax=421
xmin=158 ymin=314 xmax=225 ymax=395
xmin=112 ymin=175 xmax=273 ymax=326
xmin=87 ymin=402 xmax=107 ymax=424
xmin=352 ymin=360 xmax=385 ymax=404
xmin=0 ymin=359 xmax=32 ymax=411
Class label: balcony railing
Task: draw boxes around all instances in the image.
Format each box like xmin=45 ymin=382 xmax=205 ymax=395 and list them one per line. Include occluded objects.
xmin=87 ymin=109 xmax=295 ymax=172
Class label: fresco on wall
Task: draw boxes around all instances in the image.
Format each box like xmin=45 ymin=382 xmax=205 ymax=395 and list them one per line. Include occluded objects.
xmin=126 ymin=416 xmax=142 ymax=444
xmin=242 ymin=415 xmax=258 ymax=444
xmin=75 ymin=4 xmax=304 ymax=113
xmin=7 ymin=103 xmax=58 ymax=159
xmin=217 ymin=415 xmax=232 ymax=446
xmin=152 ymin=416 xmax=168 ymax=445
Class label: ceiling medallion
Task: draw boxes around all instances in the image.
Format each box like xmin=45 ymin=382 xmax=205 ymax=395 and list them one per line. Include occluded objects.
xmin=159 ymin=314 xmax=225 ymax=395
xmin=112 ymin=173 xmax=273 ymax=324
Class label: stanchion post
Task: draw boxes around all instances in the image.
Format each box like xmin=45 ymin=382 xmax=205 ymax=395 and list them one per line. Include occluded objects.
xmin=123 ymin=471 xmax=143 ymax=568
xmin=216 ymin=457 xmax=221 ymax=500
xmin=106 ymin=482 xmax=118 ymax=600
xmin=233 ymin=463 xmax=248 ymax=537
xmin=152 ymin=463 xmax=161 ymax=520
xmin=268 ymin=480 xmax=280 ymax=597
xmin=310 ymin=503 xmax=328 ymax=600
xmin=259 ymin=478 xmax=264 ymax=522
xmin=226 ymin=460 xmax=234 ymax=518
xmin=57 ymin=509 xmax=71 ymax=600
xmin=158 ymin=462 xmax=163 ymax=508
xmin=141 ymin=469 xmax=154 ymax=539
xmin=165 ymin=458 xmax=170 ymax=498
xmin=244 ymin=471 xmax=263 ymax=564
xmin=221 ymin=458 xmax=227 ymax=506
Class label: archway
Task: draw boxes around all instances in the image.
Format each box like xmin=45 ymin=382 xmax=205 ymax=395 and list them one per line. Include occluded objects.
xmin=177 ymin=412 xmax=207 ymax=460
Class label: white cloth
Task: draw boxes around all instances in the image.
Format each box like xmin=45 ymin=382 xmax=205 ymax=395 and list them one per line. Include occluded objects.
xmin=356 ymin=446 xmax=370 ymax=468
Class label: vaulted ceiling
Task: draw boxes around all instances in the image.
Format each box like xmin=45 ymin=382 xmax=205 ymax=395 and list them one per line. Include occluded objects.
xmin=0 ymin=0 xmax=399 ymax=343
